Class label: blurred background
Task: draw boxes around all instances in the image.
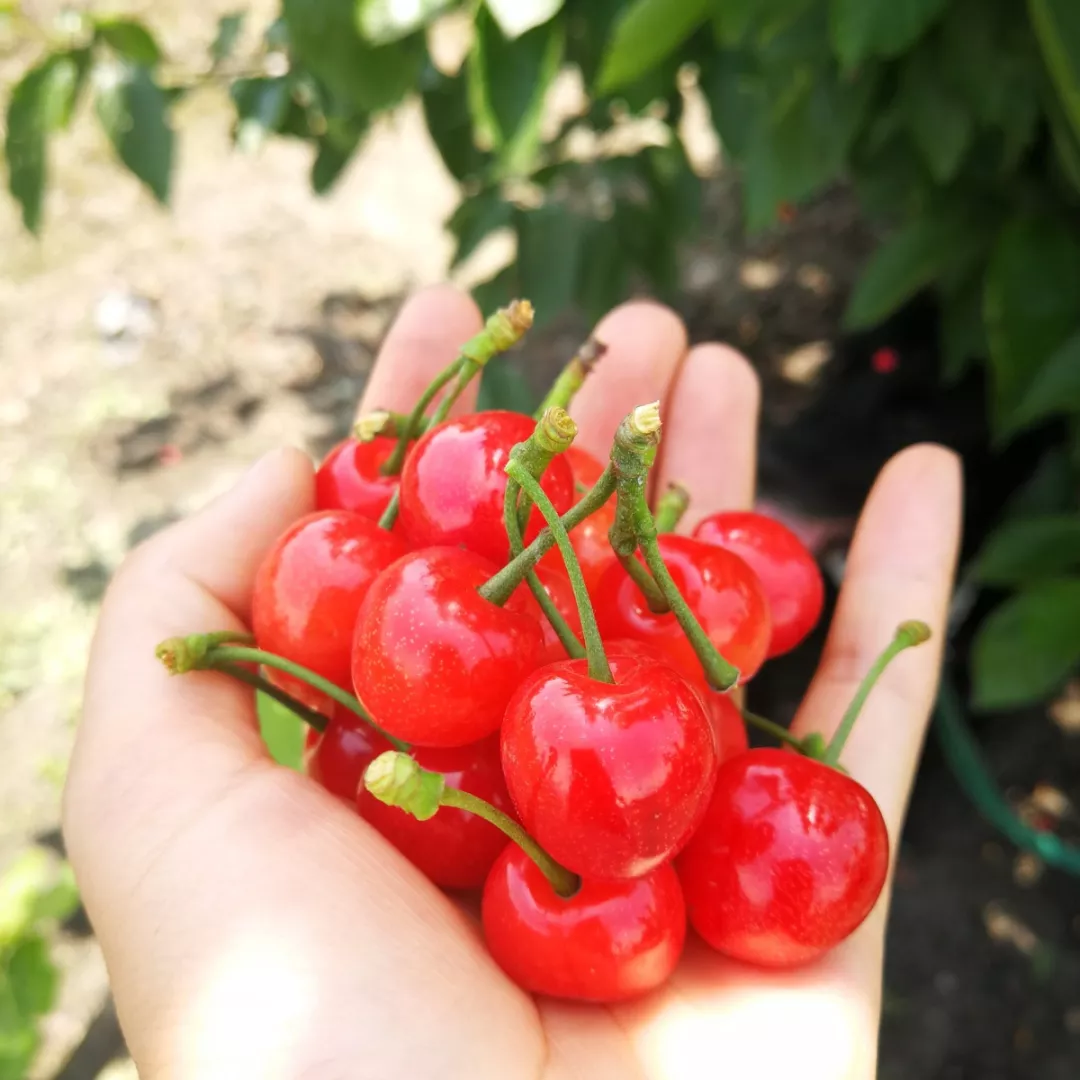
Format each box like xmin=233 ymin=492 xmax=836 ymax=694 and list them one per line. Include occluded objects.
xmin=1 ymin=0 xmax=1079 ymax=1076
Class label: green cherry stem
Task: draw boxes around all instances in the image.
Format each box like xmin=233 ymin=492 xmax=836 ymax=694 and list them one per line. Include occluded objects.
xmin=654 ymin=482 xmax=690 ymax=534
xmin=608 ymin=403 xmax=740 ymax=691
xmin=508 ymin=460 xmax=613 ymax=684
xmin=501 ymin=412 xmax=586 ymax=659
xmin=378 ymin=300 xmax=536 ymax=528
xmin=365 ymin=751 xmax=580 ymax=898
xmin=155 ymin=636 xmax=408 ymax=751
xmin=479 ymin=466 xmax=618 ymax=605
xmin=741 ymin=709 xmax=804 ymax=751
xmin=617 ymin=552 xmax=669 ymax=613
xmin=822 ymin=620 xmax=932 ymax=767
xmin=533 ymin=336 xmax=607 ymax=418
xmin=217 ymin=661 xmax=331 ymax=733
xmin=353 ymin=410 xmax=431 ymax=443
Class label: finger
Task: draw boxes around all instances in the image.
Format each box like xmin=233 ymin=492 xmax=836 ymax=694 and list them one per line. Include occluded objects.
xmin=791 ymin=444 xmax=963 ymax=833
xmin=358 ymin=284 xmax=483 ymax=419
xmin=653 ymin=343 xmax=760 ymax=528
xmin=569 ymin=301 xmax=688 ymax=468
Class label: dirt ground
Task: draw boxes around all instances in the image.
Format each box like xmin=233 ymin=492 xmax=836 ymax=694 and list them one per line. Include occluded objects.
xmin=2 ymin=5 xmax=1079 ymax=1079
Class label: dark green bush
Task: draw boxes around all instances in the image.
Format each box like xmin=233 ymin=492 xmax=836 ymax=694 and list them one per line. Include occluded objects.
xmin=4 ymin=0 xmax=1080 ymax=709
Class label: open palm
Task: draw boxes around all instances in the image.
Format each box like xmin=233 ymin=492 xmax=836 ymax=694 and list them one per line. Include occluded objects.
xmin=64 ymin=287 xmax=960 ymax=1080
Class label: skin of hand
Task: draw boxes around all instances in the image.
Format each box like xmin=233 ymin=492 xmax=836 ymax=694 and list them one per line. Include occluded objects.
xmin=62 ymin=285 xmax=962 ymax=1080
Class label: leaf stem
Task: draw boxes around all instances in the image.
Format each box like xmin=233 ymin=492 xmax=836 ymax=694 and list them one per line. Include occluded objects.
xmin=508 ymin=461 xmax=612 ymax=683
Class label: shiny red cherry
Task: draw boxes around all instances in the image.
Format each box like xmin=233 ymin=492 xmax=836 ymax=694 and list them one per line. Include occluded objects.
xmin=305 ymin=719 xmax=390 ymax=803
xmin=564 ymin=444 xmax=606 ymax=489
xmin=677 ymin=749 xmax=889 ymax=968
xmin=512 ymin=562 xmax=583 ymax=663
xmin=693 ymin=511 xmax=824 ymax=657
xmin=357 ymin=736 xmax=513 ymax=890
xmin=315 ymin=436 xmax=402 ymax=521
xmin=501 ymin=651 xmax=717 ymax=880
xmin=701 ymin=690 xmax=749 ymax=762
xmin=397 ymin=411 xmax=575 ymax=564
xmin=593 ymin=534 xmax=771 ymax=685
xmin=351 ymin=547 xmax=546 ymax=747
xmin=253 ymin=511 xmax=407 ymax=691
xmin=482 ymin=846 xmax=686 ymax=1002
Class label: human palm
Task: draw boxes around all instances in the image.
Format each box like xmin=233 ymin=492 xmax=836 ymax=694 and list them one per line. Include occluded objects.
xmin=63 ymin=287 xmax=960 ymax=1079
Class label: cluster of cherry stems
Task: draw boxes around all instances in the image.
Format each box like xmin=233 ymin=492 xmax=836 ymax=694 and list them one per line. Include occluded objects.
xmin=158 ymin=300 xmax=930 ymax=1004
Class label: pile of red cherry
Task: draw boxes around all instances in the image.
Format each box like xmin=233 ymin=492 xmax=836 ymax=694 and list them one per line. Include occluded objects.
xmin=159 ymin=301 xmax=928 ymax=1004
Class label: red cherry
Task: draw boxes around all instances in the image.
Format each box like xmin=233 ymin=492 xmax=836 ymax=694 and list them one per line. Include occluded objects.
xmin=593 ymin=534 xmax=771 ymax=685
xmin=397 ymin=411 xmax=575 ymax=564
xmin=542 ymin=498 xmax=617 ymax=595
xmin=871 ymin=346 xmax=899 ymax=374
xmin=677 ymin=749 xmax=889 ymax=968
xmin=305 ymin=719 xmax=390 ymax=803
xmin=357 ymin=736 xmax=513 ymax=890
xmin=482 ymin=846 xmax=686 ymax=1002
xmin=564 ymin=444 xmax=606 ymax=489
xmin=253 ymin=511 xmax=407 ymax=691
xmin=693 ymin=511 xmax=824 ymax=657
xmin=512 ymin=562 xmax=583 ymax=663
xmin=315 ymin=436 xmax=402 ymax=521
xmin=501 ymin=652 xmax=717 ymax=880
xmin=352 ymin=547 xmax=546 ymax=747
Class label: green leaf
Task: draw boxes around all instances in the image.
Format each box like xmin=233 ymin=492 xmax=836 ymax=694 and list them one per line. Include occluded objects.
xmin=471 ymin=265 xmax=518 ymax=317
xmin=829 ymin=0 xmax=947 ymax=70
xmin=515 ymin=203 xmax=584 ymax=327
xmin=470 ymin=9 xmax=564 ymax=175
xmin=1009 ymin=328 xmax=1080 ymax=432
xmin=94 ymin=63 xmax=174 ymax=203
xmin=743 ymin=64 xmax=878 ymax=231
xmin=284 ymin=0 xmax=425 ymax=114
xmin=476 ymin=363 xmax=535 ymax=413
xmin=6 ymin=937 xmax=56 ymax=1018
xmin=211 ymin=13 xmax=245 ymax=66
xmin=940 ymin=275 xmax=987 ymax=383
xmin=701 ymin=50 xmax=766 ymax=159
xmin=358 ymin=0 xmax=453 ymax=44
xmin=597 ymin=0 xmax=711 ymax=93
xmin=0 ymin=971 xmax=37 ymax=1080
xmin=972 ymin=578 xmax=1080 ymax=709
xmin=421 ymin=66 xmax=490 ymax=182
xmin=95 ymin=18 xmax=162 ymax=66
xmin=1029 ymin=0 xmax=1080 ymax=145
xmin=447 ymin=189 xmax=513 ymax=268
xmin=486 ymin=0 xmax=564 ymax=39
xmin=576 ymin=218 xmax=627 ymax=324
xmin=311 ymin=123 xmax=366 ymax=193
xmin=973 ymin=515 xmax=1080 ymax=585
xmin=5 ymin=53 xmax=84 ymax=232
xmin=257 ymin=693 xmax=304 ymax=770
xmin=230 ymin=77 xmax=290 ymax=152
xmin=845 ymin=213 xmax=983 ymax=329
xmin=899 ymin=47 xmax=972 ymax=182
xmin=984 ymin=214 xmax=1080 ymax=432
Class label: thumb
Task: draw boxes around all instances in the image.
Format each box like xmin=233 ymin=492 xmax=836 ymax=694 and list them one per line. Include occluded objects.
xmin=64 ymin=448 xmax=314 ymax=917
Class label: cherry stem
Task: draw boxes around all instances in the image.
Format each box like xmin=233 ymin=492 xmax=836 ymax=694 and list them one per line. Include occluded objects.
xmin=365 ymin=751 xmax=580 ymax=898
xmin=822 ymin=620 xmax=932 ymax=767
xmin=479 ymin=466 xmax=618 ymax=605
xmin=217 ymin=661 xmax=331 ymax=733
xmin=378 ymin=300 xmax=536 ymax=528
xmin=742 ymin=709 xmax=803 ymax=750
xmin=353 ymin=410 xmax=431 ymax=443
xmin=155 ymin=636 xmax=408 ymax=751
xmin=618 ymin=552 xmax=669 ymax=613
xmin=654 ymin=483 xmax=690 ymax=534
xmin=533 ymin=336 xmax=607 ymax=418
xmin=607 ymin=404 xmax=740 ymax=691
xmin=508 ymin=461 xmax=613 ymax=684
xmin=512 ymin=407 xmax=578 ymax=535
xmin=501 ymin=414 xmax=585 ymax=660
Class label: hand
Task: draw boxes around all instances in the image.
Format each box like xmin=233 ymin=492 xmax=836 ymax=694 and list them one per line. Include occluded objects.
xmin=63 ymin=286 xmax=961 ymax=1080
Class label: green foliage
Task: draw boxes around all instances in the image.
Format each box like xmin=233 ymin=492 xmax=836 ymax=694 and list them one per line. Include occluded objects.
xmin=257 ymin=692 xmax=305 ymax=770
xmin=0 ymin=848 xmax=79 ymax=1080
xmin=4 ymin=0 xmax=1080 ymax=706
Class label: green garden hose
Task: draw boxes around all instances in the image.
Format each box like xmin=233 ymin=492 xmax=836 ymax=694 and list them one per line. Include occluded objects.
xmin=933 ymin=672 xmax=1080 ymax=876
